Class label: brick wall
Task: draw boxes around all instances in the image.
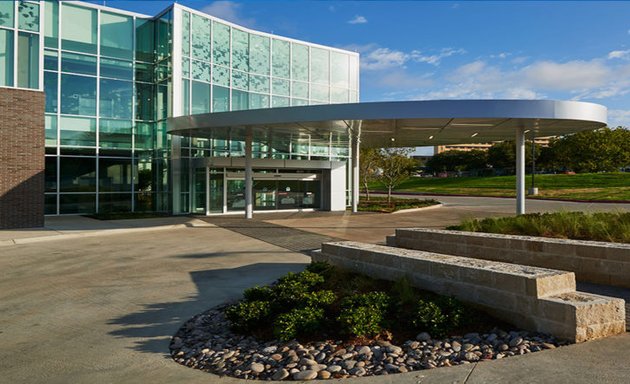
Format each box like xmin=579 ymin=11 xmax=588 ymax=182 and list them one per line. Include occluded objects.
xmin=0 ymin=87 xmax=45 ymax=229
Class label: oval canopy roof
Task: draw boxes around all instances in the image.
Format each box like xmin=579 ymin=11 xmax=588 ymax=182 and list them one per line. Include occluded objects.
xmin=167 ymin=100 xmax=607 ymax=148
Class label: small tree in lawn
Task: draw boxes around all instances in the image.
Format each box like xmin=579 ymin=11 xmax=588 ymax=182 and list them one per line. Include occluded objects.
xmin=378 ymin=148 xmax=417 ymax=203
xmin=359 ymin=148 xmax=383 ymax=201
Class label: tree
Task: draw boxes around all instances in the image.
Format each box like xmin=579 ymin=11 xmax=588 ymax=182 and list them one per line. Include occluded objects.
xmin=487 ymin=141 xmax=541 ymax=174
xmin=359 ymin=148 xmax=383 ymax=201
xmin=377 ymin=148 xmax=417 ymax=203
xmin=426 ymin=150 xmax=488 ymax=173
xmin=540 ymin=127 xmax=630 ymax=173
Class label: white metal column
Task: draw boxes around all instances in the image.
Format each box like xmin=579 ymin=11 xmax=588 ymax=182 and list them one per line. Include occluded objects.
xmin=351 ymin=123 xmax=361 ymax=213
xmin=205 ymin=165 xmax=210 ymax=216
xmin=516 ymin=126 xmax=526 ymax=215
xmin=245 ymin=128 xmax=253 ymax=219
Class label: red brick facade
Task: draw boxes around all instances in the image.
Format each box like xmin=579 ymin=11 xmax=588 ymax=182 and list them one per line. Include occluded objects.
xmin=0 ymin=87 xmax=45 ymax=229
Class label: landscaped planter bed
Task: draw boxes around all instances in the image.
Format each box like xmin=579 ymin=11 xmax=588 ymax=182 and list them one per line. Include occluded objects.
xmin=170 ymin=263 xmax=562 ymax=380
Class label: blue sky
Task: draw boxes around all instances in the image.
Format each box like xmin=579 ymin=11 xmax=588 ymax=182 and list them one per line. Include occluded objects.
xmin=92 ymin=1 xmax=630 ymax=129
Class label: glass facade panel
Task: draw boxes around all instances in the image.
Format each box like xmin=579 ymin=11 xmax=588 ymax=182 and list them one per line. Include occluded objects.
xmin=45 ymin=114 xmax=57 ymax=146
xmin=99 ymin=158 xmax=133 ymax=192
xmin=44 ymin=0 xmax=58 ymax=47
xmin=272 ymin=96 xmax=289 ymax=108
xmin=100 ymin=119 xmax=132 ymax=149
xmin=212 ymin=85 xmax=229 ymax=112
xmin=44 ymin=71 xmax=58 ymax=112
xmin=60 ymin=157 xmax=96 ymax=192
xmin=232 ymin=69 xmax=248 ymax=90
xmin=191 ymin=59 xmax=210 ymax=82
xmin=0 ymin=1 xmax=14 ymax=28
xmin=45 ymin=156 xmax=57 ymax=192
xmin=272 ymin=78 xmax=289 ymax=96
xmin=99 ymin=193 xmax=132 ymax=213
xmin=181 ymin=11 xmax=190 ymax=56
xmin=311 ymin=83 xmax=329 ymax=102
xmin=249 ymin=34 xmax=269 ymax=75
xmin=17 ymin=32 xmax=39 ymax=89
xmin=349 ymin=55 xmax=359 ymax=90
xmin=310 ymin=47 xmax=329 ymax=84
xmin=331 ymin=52 xmax=349 ymax=88
xmin=100 ymin=12 xmax=133 ymax=59
xmin=135 ymin=19 xmax=154 ymax=63
xmin=331 ymin=87 xmax=349 ymax=103
xmin=18 ymin=1 xmax=39 ymax=32
xmin=272 ymin=39 xmax=290 ymax=78
xmin=231 ymin=29 xmax=248 ymax=72
xmin=291 ymin=43 xmax=308 ymax=81
xmin=191 ymin=81 xmax=210 ymax=114
xmin=61 ymin=74 xmax=97 ymax=115
xmin=61 ymin=4 xmax=97 ymax=54
xmin=191 ymin=13 xmax=210 ymax=61
xmin=60 ymin=194 xmax=96 ymax=214
xmin=232 ymin=90 xmax=249 ymax=111
xmin=136 ymin=83 xmax=154 ymax=121
xmin=0 ymin=29 xmax=14 ymax=87
xmin=44 ymin=49 xmax=57 ymax=70
xmin=182 ymin=79 xmax=190 ymax=114
xmin=212 ymin=21 xmax=230 ymax=66
xmin=59 ymin=116 xmax=96 ymax=146
xmin=249 ymin=93 xmax=269 ymax=109
xmin=100 ymin=58 xmax=133 ymax=80
xmin=249 ymin=74 xmax=269 ymax=93
xmin=61 ymin=52 xmax=97 ymax=75
xmin=212 ymin=64 xmax=229 ymax=87
xmin=292 ymin=81 xmax=308 ymax=99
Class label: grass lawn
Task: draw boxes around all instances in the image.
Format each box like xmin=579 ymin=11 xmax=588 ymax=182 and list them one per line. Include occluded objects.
xmin=358 ymin=197 xmax=440 ymax=213
xmin=370 ymin=173 xmax=630 ymax=201
xmin=449 ymin=211 xmax=630 ymax=243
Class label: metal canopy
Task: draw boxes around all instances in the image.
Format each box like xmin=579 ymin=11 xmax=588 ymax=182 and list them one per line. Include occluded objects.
xmin=167 ymin=100 xmax=608 ymax=147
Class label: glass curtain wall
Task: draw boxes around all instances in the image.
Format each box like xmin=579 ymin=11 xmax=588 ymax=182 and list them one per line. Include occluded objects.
xmin=0 ymin=1 xmax=41 ymax=88
xmin=42 ymin=1 xmax=173 ymax=214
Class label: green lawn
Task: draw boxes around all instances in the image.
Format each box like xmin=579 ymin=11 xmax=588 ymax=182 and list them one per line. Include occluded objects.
xmin=370 ymin=173 xmax=630 ymax=201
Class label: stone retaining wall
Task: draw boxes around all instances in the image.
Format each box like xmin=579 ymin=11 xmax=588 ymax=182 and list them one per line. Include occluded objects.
xmin=313 ymin=241 xmax=625 ymax=343
xmin=387 ymin=229 xmax=630 ymax=289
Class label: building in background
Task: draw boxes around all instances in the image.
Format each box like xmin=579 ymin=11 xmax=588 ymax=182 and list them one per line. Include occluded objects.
xmin=434 ymin=138 xmax=551 ymax=154
xmin=0 ymin=0 xmax=359 ymax=225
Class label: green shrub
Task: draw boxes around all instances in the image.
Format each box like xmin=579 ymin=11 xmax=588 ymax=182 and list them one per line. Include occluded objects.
xmin=306 ymin=261 xmax=334 ymax=278
xmin=243 ymin=286 xmax=274 ymax=302
xmin=274 ymin=271 xmax=325 ymax=306
xmin=225 ymin=300 xmax=272 ymax=332
xmin=337 ymin=291 xmax=390 ymax=337
xmin=391 ymin=276 xmax=416 ymax=306
xmin=303 ymin=290 xmax=336 ymax=308
xmin=413 ymin=296 xmax=468 ymax=337
xmin=273 ymin=307 xmax=325 ymax=341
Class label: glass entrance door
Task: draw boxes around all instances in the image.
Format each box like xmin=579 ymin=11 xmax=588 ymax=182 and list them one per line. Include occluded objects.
xmin=191 ymin=168 xmax=206 ymax=214
xmin=209 ymin=173 xmax=223 ymax=213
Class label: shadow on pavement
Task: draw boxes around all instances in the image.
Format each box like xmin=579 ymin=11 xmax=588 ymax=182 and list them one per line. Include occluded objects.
xmin=107 ymin=262 xmax=307 ymax=356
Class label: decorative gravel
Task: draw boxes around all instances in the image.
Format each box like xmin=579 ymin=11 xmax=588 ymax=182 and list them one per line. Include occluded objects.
xmin=170 ymin=304 xmax=566 ymax=381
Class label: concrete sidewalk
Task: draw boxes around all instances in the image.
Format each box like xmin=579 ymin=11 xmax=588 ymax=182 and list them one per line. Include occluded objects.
xmin=0 ymin=215 xmax=214 ymax=246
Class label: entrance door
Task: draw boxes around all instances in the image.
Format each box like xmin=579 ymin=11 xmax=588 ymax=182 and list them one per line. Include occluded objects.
xmin=209 ymin=173 xmax=224 ymax=213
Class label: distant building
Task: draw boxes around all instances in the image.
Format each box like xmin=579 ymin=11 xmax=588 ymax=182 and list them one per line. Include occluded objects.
xmin=434 ymin=137 xmax=552 ymax=154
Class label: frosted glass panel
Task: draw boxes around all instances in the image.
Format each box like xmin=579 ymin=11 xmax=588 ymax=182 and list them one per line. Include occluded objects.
xmin=191 ymin=14 xmax=210 ymax=61
xmin=292 ymin=81 xmax=308 ymax=99
xmin=272 ymin=39 xmax=290 ymax=78
xmin=249 ymin=34 xmax=269 ymax=75
xmin=182 ymin=11 xmax=190 ymax=56
xmin=311 ymin=47 xmax=329 ymax=84
xmin=331 ymin=52 xmax=349 ymax=88
xmin=232 ymin=70 xmax=248 ymax=90
xmin=18 ymin=1 xmax=39 ymax=32
xmin=231 ymin=29 xmax=248 ymax=72
xmin=249 ymin=74 xmax=269 ymax=93
xmin=100 ymin=12 xmax=133 ymax=59
xmin=292 ymin=43 xmax=308 ymax=81
xmin=182 ymin=57 xmax=190 ymax=78
xmin=212 ymin=65 xmax=229 ymax=87
xmin=192 ymin=59 xmax=210 ymax=82
xmin=272 ymin=78 xmax=289 ymax=96
xmin=212 ymin=22 xmax=230 ymax=66
xmin=331 ymin=87 xmax=349 ymax=103
xmin=61 ymin=4 xmax=97 ymax=54
xmin=349 ymin=55 xmax=359 ymax=90
xmin=249 ymin=93 xmax=269 ymax=109
xmin=272 ymin=96 xmax=289 ymax=108
xmin=311 ymin=83 xmax=329 ymax=102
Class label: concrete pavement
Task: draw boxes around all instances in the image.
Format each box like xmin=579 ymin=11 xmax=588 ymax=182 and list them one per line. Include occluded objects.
xmin=0 ymin=196 xmax=629 ymax=383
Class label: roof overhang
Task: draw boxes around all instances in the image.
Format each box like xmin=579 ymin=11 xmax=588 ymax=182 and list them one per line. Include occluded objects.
xmin=167 ymin=100 xmax=607 ymax=148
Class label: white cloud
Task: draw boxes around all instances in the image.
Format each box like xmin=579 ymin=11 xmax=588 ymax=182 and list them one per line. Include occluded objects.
xmin=361 ymin=47 xmax=408 ymax=70
xmin=201 ymin=1 xmax=255 ymax=28
xmin=410 ymin=48 xmax=466 ymax=66
xmin=608 ymin=49 xmax=630 ymax=59
xmin=348 ymin=15 xmax=368 ymax=24
xmin=522 ymin=60 xmax=610 ymax=91
xmin=608 ymin=109 xmax=630 ymax=127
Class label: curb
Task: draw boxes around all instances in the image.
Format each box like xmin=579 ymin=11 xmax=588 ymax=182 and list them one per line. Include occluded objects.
xmin=370 ymin=191 xmax=630 ymax=204
xmin=0 ymin=221 xmax=216 ymax=247
xmin=390 ymin=203 xmax=443 ymax=214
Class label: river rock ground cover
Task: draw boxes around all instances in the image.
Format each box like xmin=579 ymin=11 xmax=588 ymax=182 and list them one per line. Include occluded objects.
xmin=170 ymin=262 xmax=564 ymax=380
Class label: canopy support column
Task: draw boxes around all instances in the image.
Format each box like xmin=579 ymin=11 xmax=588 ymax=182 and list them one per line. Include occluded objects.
xmin=205 ymin=164 xmax=210 ymax=216
xmin=516 ymin=126 xmax=525 ymax=215
xmin=351 ymin=122 xmax=361 ymax=213
xmin=245 ymin=128 xmax=253 ymax=219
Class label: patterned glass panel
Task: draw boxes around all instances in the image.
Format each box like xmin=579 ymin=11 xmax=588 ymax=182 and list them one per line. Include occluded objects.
xmin=231 ymin=29 xmax=248 ymax=72
xmin=311 ymin=83 xmax=329 ymax=102
xmin=349 ymin=55 xmax=359 ymax=90
xmin=331 ymin=52 xmax=349 ymax=88
xmin=212 ymin=22 xmax=230 ymax=66
xmin=331 ymin=87 xmax=349 ymax=103
xmin=272 ymin=96 xmax=289 ymax=108
xmin=182 ymin=11 xmax=190 ymax=57
xmin=272 ymin=78 xmax=289 ymax=96
xmin=212 ymin=65 xmax=229 ymax=87
xmin=292 ymin=81 xmax=308 ymax=99
xmin=232 ymin=70 xmax=248 ymax=90
xmin=249 ymin=93 xmax=269 ymax=110
xmin=18 ymin=1 xmax=39 ymax=32
xmin=182 ymin=57 xmax=190 ymax=78
xmin=272 ymin=39 xmax=290 ymax=78
xmin=291 ymin=43 xmax=308 ymax=81
xmin=249 ymin=74 xmax=269 ymax=93
xmin=249 ymin=34 xmax=269 ymax=75
xmin=191 ymin=14 xmax=210 ymax=61
xmin=0 ymin=1 xmax=13 ymax=28
xmin=292 ymin=98 xmax=308 ymax=106
xmin=311 ymin=47 xmax=329 ymax=84
xmin=191 ymin=59 xmax=210 ymax=82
